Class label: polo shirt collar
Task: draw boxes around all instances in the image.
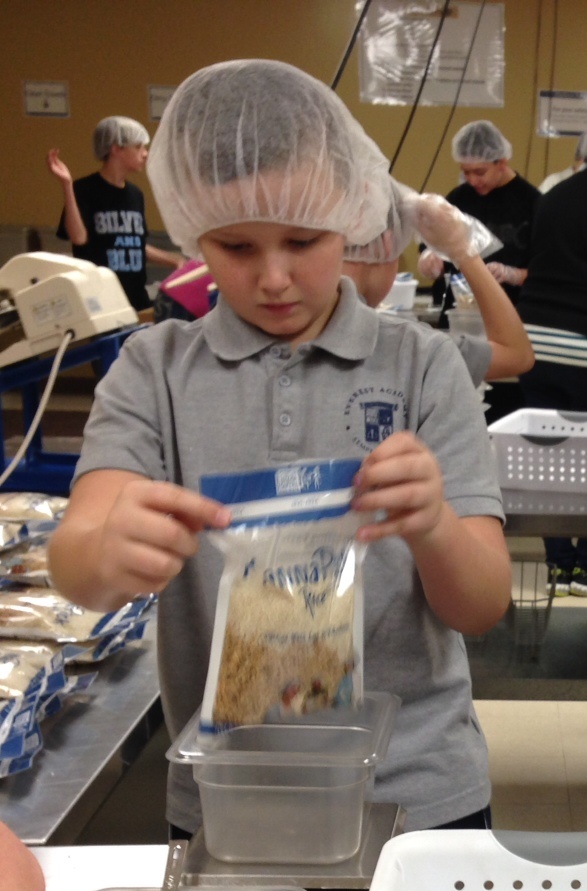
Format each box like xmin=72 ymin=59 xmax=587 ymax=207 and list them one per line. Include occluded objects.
xmin=202 ymin=276 xmax=379 ymax=361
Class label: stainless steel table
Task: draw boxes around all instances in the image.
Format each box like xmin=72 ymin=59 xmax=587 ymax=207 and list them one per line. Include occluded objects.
xmin=0 ymin=614 xmax=160 ymax=845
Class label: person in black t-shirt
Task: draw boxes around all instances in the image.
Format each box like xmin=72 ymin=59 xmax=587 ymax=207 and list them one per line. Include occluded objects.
xmin=417 ymin=121 xmax=541 ymax=422
xmin=418 ymin=121 xmax=541 ymax=308
xmin=47 ymin=116 xmax=181 ymax=311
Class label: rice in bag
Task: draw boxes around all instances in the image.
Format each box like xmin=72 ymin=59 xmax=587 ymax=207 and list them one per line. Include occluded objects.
xmin=199 ymin=459 xmax=367 ymax=735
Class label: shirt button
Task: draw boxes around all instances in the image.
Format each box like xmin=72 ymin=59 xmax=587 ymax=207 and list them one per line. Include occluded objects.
xmin=269 ymin=345 xmax=282 ymax=358
xmin=278 ymin=375 xmax=292 ymax=387
xmin=279 ymin=413 xmax=292 ymax=427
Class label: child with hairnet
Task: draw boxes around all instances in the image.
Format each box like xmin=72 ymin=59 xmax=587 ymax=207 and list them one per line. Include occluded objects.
xmin=419 ymin=120 xmax=540 ymax=303
xmin=343 ymin=184 xmax=534 ymax=385
xmin=47 ymin=116 xmax=181 ymax=313
xmin=48 ymin=60 xmax=511 ymax=836
xmin=417 ymin=120 xmax=540 ymax=423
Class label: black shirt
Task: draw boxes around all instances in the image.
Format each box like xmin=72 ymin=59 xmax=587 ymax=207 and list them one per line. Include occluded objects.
xmin=517 ymin=168 xmax=587 ymax=337
xmin=445 ymin=173 xmax=541 ymax=305
xmin=57 ymin=172 xmax=150 ymax=311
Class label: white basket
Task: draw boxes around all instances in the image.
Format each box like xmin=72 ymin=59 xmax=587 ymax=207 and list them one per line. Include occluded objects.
xmin=488 ymin=408 xmax=587 ymax=492
xmin=370 ymin=829 xmax=587 ymax=891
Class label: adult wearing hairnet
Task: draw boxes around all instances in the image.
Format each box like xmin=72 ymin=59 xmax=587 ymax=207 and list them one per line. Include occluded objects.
xmin=538 ymin=131 xmax=587 ymax=194
xmin=418 ymin=120 xmax=541 ymax=422
xmin=47 ymin=116 xmax=181 ymax=313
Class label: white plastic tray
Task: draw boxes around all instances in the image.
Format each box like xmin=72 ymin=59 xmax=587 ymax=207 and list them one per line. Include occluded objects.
xmin=370 ymin=829 xmax=587 ymax=891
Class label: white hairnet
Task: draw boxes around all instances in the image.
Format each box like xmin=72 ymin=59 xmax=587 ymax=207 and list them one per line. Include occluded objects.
xmin=147 ymin=59 xmax=393 ymax=258
xmin=93 ymin=116 xmax=150 ymax=161
xmin=451 ymin=120 xmax=512 ymax=163
xmin=575 ymin=132 xmax=587 ymax=161
xmin=343 ymin=177 xmax=418 ymax=264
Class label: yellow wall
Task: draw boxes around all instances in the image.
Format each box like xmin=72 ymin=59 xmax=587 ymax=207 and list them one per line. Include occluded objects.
xmin=2 ymin=0 xmax=586 ymax=273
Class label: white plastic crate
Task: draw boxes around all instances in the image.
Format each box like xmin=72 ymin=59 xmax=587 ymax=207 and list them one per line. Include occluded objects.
xmin=488 ymin=408 xmax=587 ymax=492
xmin=370 ymin=829 xmax=587 ymax=891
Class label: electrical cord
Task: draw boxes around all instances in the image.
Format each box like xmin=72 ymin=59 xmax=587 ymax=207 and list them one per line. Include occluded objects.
xmin=388 ymin=0 xmax=453 ymax=175
xmin=331 ymin=0 xmax=374 ymax=90
xmin=0 ymin=329 xmax=75 ymax=489
xmin=541 ymin=0 xmax=559 ymax=181
xmin=419 ymin=0 xmax=487 ymax=193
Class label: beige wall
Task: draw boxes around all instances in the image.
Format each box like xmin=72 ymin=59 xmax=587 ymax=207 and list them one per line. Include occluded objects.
xmin=2 ymin=0 xmax=586 ymax=273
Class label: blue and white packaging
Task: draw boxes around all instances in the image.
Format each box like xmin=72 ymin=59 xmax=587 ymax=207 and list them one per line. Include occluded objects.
xmin=199 ymin=459 xmax=368 ymax=735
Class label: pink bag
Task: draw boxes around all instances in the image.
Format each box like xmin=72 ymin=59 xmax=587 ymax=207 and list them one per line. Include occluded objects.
xmin=159 ymin=260 xmax=217 ymax=318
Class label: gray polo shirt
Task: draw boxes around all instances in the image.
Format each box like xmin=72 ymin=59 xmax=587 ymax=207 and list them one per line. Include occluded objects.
xmin=75 ymin=277 xmax=503 ymax=831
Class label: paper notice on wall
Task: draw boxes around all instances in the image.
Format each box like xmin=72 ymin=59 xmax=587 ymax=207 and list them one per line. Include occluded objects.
xmin=148 ymin=85 xmax=176 ymax=122
xmin=357 ymin=0 xmax=504 ymax=107
xmin=23 ymin=81 xmax=69 ymax=117
xmin=537 ymin=91 xmax=587 ymax=137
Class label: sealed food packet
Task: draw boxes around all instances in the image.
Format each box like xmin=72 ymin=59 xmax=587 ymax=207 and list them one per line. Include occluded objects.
xmin=0 ymin=585 xmax=154 ymax=642
xmin=450 ymin=272 xmax=477 ymax=309
xmin=199 ymin=459 xmax=368 ymax=735
xmin=0 ymin=533 xmax=52 ymax=585
xmin=0 ymin=492 xmax=68 ymax=522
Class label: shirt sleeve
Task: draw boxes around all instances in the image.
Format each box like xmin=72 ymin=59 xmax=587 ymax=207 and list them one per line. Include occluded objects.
xmin=415 ymin=333 xmax=504 ymax=522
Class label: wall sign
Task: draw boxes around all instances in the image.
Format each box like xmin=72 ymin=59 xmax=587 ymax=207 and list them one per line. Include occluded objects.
xmin=23 ymin=81 xmax=69 ymax=117
xmin=357 ymin=0 xmax=504 ymax=108
xmin=148 ymin=85 xmax=176 ymax=122
xmin=537 ymin=90 xmax=587 ymax=137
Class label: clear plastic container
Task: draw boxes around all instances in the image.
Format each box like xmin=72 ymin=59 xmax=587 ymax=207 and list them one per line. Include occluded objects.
xmin=167 ymin=691 xmax=400 ymax=865
xmin=446 ymin=308 xmax=486 ymax=337
xmin=380 ymin=278 xmax=418 ymax=310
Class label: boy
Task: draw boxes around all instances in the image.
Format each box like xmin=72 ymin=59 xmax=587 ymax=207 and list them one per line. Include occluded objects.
xmin=47 ymin=116 xmax=181 ymax=312
xmin=48 ymin=60 xmax=511 ymax=835
xmin=343 ymin=186 xmax=535 ymax=385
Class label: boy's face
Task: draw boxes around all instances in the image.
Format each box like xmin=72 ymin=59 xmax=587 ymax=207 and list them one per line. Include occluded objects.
xmin=198 ymin=221 xmax=345 ymax=348
xmin=459 ymin=158 xmax=508 ymax=195
xmin=114 ymin=143 xmax=149 ymax=172
xmin=343 ymin=258 xmax=399 ymax=308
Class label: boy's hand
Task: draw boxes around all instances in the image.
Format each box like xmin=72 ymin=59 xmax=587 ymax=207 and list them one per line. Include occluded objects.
xmin=352 ymin=431 xmax=444 ymax=543
xmin=46 ymin=148 xmax=72 ymax=184
xmin=417 ymin=248 xmax=445 ymax=280
xmin=415 ymin=194 xmax=473 ymax=268
xmin=92 ymin=479 xmax=231 ymax=597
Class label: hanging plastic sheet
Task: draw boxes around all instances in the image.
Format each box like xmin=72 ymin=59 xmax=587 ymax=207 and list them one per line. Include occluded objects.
xmin=357 ymin=0 xmax=504 ymax=107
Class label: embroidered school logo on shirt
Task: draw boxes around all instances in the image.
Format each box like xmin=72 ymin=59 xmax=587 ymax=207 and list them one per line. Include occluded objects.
xmin=363 ymin=402 xmax=394 ymax=442
xmin=343 ymin=385 xmax=407 ymax=453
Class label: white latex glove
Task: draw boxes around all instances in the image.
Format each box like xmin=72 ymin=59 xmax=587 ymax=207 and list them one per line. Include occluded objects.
xmin=414 ymin=194 xmax=476 ymax=268
xmin=486 ymin=261 xmax=525 ymax=286
xmin=417 ymin=248 xmax=445 ymax=280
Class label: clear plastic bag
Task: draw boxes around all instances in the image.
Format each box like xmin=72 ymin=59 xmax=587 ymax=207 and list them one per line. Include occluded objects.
xmin=199 ymin=459 xmax=367 ymax=734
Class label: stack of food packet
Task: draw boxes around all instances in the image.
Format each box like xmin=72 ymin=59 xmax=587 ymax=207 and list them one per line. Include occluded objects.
xmin=0 ymin=492 xmax=155 ymax=777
